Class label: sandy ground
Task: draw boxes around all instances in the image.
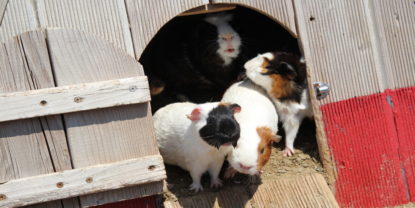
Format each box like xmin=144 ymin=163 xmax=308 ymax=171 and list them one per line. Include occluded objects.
xmin=160 ymin=118 xmax=327 ymax=204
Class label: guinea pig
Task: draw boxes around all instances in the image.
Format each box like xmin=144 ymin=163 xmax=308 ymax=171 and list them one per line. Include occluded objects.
xmin=244 ymin=52 xmax=313 ymax=156
xmin=140 ymin=12 xmax=246 ymax=113
xmin=221 ymin=80 xmax=281 ymax=176
xmin=153 ymin=102 xmax=241 ymax=192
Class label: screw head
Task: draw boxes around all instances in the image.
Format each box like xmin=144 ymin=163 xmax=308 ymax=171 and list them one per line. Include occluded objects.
xmin=0 ymin=194 xmax=6 ymax=200
xmin=73 ymin=96 xmax=82 ymax=103
xmin=129 ymin=85 xmax=137 ymax=92
xmin=148 ymin=165 xmax=156 ymax=171
xmin=40 ymin=100 xmax=47 ymax=106
xmin=86 ymin=177 xmax=93 ymax=183
xmin=56 ymin=182 xmax=64 ymax=188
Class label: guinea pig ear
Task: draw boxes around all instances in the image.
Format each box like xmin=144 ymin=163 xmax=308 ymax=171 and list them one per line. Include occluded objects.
xmin=280 ymin=61 xmax=297 ymax=79
xmin=229 ymin=104 xmax=241 ymax=114
xmin=186 ymin=108 xmax=201 ymax=121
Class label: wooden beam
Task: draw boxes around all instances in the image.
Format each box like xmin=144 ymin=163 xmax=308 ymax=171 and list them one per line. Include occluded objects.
xmin=0 ymin=76 xmax=150 ymax=122
xmin=0 ymin=155 xmax=166 ymax=208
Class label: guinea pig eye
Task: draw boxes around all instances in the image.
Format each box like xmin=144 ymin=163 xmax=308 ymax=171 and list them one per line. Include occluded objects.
xmin=260 ymin=148 xmax=265 ymax=154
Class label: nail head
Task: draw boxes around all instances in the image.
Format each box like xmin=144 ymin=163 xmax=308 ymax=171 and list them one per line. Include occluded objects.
xmin=56 ymin=182 xmax=64 ymax=188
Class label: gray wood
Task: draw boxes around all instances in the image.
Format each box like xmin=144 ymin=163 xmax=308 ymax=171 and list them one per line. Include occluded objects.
xmin=0 ymin=0 xmax=38 ymax=42
xmin=45 ymin=28 xmax=163 ymax=207
xmin=370 ymin=0 xmax=415 ymax=90
xmin=125 ymin=0 xmax=201 ymax=59
xmin=0 ymin=0 xmax=8 ymax=26
xmin=0 ymin=29 xmax=69 ymax=208
xmin=37 ymin=0 xmax=135 ymax=56
xmin=294 ymin=0 xmax=383 ymax=104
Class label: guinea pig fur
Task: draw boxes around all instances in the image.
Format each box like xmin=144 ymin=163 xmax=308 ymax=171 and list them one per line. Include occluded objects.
xmin=244 ymin=52 xmax=313 ymax=157
xmin=204 ymin=13 xmax=242 ymax=66
xmin=153 ymin=102 xmax=241 ymax=192
xmin=221 ymin=80 xmax=281 ymax=176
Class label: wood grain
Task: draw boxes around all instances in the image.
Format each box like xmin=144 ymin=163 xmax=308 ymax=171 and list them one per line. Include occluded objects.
xmin=125 ymin=0 xmax=201 ymax=59
xmin=37 ymin=0 xmax=135 ymax=56
xmin=0 ymin=155 xmax=166 ymax=208
xmin=0 ymin=0 xmax=8 ymax=26
xmin=45 ymin=28 xmax=163 ymax=207
xmin=0 ymin=29 xmax=72 ymax=208
xmin=294 ymin=0 xmax=382 ymax=104
xmin=0 ymin=76 xmax=150 ymax=122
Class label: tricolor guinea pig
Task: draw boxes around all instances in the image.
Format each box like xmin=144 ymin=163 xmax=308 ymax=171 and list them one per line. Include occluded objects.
xmin=221 ymin=80 xmax=280 ymax=176
xmin=153 ymin=102 xmax=241 ymax=192
xmin=244 ymin=52 xmax=313 ymax=156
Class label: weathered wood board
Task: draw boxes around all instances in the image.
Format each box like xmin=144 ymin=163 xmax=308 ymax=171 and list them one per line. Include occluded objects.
xmin=0 ymin=76 xmax=150 ymax=122
xmin=0 ymin=155 xmax=165 ymax=207
xmin=164 ymin=174 xmax=338 ymax=208
xmin=0 ymin=30 xmax=77 ymax=208
xmin=44 ymin=29 xmax=163 ymax=207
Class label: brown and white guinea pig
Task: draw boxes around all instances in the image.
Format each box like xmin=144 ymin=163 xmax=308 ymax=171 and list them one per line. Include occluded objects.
xmin=221 ymin=80 xmax=281 ymax=176
xmin=153 ymin=102 xmax=241 ymax=192
xmin=244 ymin=52 xmax=313 ymax=157
xmin=140 ymin=12 xmax=245 ymax=113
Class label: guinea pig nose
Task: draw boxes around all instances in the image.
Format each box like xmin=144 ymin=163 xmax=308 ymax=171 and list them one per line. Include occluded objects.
xmin=239 ymin=163 xmax=252 ymax=170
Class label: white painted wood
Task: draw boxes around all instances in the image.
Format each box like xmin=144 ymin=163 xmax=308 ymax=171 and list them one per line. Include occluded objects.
xmin=0 ymin=155 xmax=166 ymax=208
xmin=0 ymin=76 xmax=150 ymax=122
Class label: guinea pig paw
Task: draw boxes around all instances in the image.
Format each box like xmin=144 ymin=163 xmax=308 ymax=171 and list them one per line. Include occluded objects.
xmin=210 ymin=178 xmax=223 ymax=188
xmin=224 ymin=167 xmax=238 ymax=179
xmin=282 ymin=148 xmax=295 ymax=157
xmin=189 ymin=182 xmax=203 ymax=192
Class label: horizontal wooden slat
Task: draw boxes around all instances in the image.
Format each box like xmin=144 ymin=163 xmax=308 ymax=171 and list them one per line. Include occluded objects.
xmin=0 ymin=76 xmax=150 ymax=122
xmin=0 ymin=155 xmax=166 ymax=208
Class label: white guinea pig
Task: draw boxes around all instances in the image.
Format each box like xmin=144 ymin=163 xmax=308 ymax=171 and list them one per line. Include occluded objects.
xmin=221 ymin=80 xmax=280 ymax=176
xmin=153 ymin=102 xmax=241 ymax=192
xmin=244 ymin=52 xmax=313 ymax=157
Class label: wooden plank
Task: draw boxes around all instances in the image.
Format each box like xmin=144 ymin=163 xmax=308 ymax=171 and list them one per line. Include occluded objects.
xmin=293 ymin=0 xmax=383 ymax=103
xmin=164 ymin=174 xmax=337 ymax=208
xmin=0 ymin=76 xmax=150 ymax=122
xmin=249 ymin=174 xmax=338 ymax=208
xmin=37 ymin=0 xmax=135 ymax=56
xmin=45 ymin=28 xmax=163 ymax=207
xmin=0 ymin=29 xmax=73 ymax=208
xmin=0 ymin=155 xmax=166 ymax=208
xmin=125 ymin=0 xmax=201 ymax=59
xmin=370 ymin=0 xmax=415 ymax=90
xmin=0 ymin=0 xmax=8 ymax=26
xmin=0 ymin=0 xmax=38 ymax=42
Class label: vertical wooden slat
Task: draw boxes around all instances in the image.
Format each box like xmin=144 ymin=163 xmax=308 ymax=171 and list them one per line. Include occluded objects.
xmin=0 ymin=30 xmax=72 ymax=208
xmin=0 ymin=0 xmax=37 ymax=42
xmin=0 ymin=0 xmax=8 ymax=25
xmin=125 ymin=0 xmax=201 ymax=59
xmin=294 ymin=0 xmax=382 ymax=104
xmin=45 ymin=28 xmax=163 ymax=207
xmin=371 ymin=0 xmax=415 ymax=90
xmin=37 ymin=0 xmax=135 ymax=57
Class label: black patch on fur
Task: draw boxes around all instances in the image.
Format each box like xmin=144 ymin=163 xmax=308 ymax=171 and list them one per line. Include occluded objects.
xmin=199 ymin=105 xmax=241 ymax=149
xmin=265 ymin=52 xmax=307 ymax=103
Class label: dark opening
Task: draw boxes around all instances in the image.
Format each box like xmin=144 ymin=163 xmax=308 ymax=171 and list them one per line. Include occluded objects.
xmin=139 ymin=6 xmax=300 ymax=113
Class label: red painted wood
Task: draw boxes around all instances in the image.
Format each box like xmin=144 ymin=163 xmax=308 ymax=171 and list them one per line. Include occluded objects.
xmin=389 ymin=87 xmax=415 ymax=202
xmin=321 ymin=93 xmax=408 ymax=207
xmin=92 ymin=196 xmax=157 ymax=208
